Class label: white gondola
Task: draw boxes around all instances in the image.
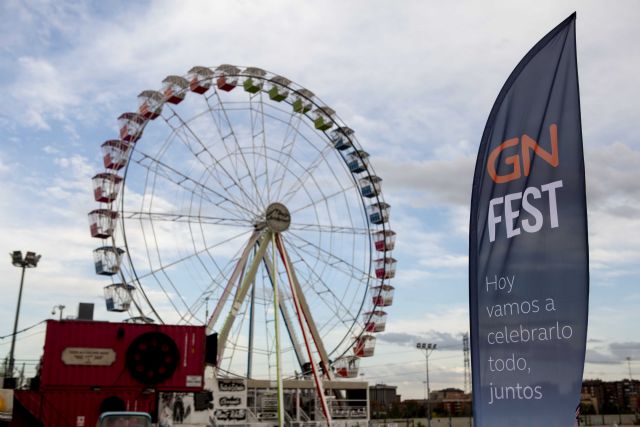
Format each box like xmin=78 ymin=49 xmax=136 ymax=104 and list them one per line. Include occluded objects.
xmin=93 ymin=246 xmax=125 ymax=276
xmin=374 ymin=230 xmax=396 ymax=252
xmin=353 ymin=335 xmax=376 ymax=357
xmin=313 ymin=107 xmax=335 ymax=131
xmin=292 ymin=88 xmax=314 ymax=113
xmin=137 ymin=90 xmax=164 ymax=120
xmin=242 ymin=67 xmax=267 ymax=93
xmin=333 ymin=356 xmax=360 ymax=378
xmin=188 ymin=66 xmax=214 ymax=94
xmin=359 ymin=175 xmax=382 ymax=198
xmin=88 ymin=209 xmax=118 ymax=239
xmin=330 ymin=127 xmax=354 ymax=150
xmin=216 ymin=64 xmax=240 ymax=91
xmin=92 ymin=173 xmax=123 ymax=203
xmin=367 ymin=202 xmax=390 ymax=224
xmin=104 ymin=283 xmax=135 ymax=312
xmin=374 ymin=257 xmax=397 ymax=279
xmin=162 ymin=75 xmax=189 ymax=104
xmin=347 ymin=150 xmax=370 ymax=174
xmin=101 ymin=140 xmax=130 ymax=170
xmin=363 ymin=310 xmax=387 ymax=332
xmin=267 ymin=76 xmax=291 ymax=102
xmin=118 ymin=112 xmax=145 ymax=143
xmin=371 ymin=284 xmax=395 ymax=307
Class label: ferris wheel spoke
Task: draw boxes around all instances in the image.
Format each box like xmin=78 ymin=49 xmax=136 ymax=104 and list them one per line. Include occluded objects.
xmin=288 ymin=184 xmax=357 ymax=216
xmin=161 ymin=108 xmax=263 ymax=215
xmin=206 ymin=91 xmax=268 ymax=210
xmin=133 ymin=227 xmax=255 ymax=283
xmin=136 ymin=210 xmax=197 ymax=321
xmin=287 ymin=223 xmax=369 ymax=235
xmin=271 ymin=110 xmax=304 ymax=202
xmin=121 ymin=210 xmax=254 ymax=227
xmin=249 ymin=92 xmax=272 ymax=203
xmin=180 ymin=242 xmax=250 ymax=326
xmin=285 ymin=231 xmax=370 ymax=279
xmin=131 ymin=150 xmax=256 ymax=221
xmin=281 ymin=238 xmax=362 ymax=343
xmin=280 ymin=142 xmax=335 ymax=206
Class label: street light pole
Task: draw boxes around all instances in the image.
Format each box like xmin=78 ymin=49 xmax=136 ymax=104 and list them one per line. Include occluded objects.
xmin=416 ymin=342 xmax=437 ymax=427
xmin=52 ymin=304 xmax=66 ymax=321
xmin=6 ymin=251 xmax=41 ymax=387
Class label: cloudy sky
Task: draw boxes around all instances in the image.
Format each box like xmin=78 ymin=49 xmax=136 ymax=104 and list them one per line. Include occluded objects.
xmin=0 ymin=0 xmax=638 ymax=399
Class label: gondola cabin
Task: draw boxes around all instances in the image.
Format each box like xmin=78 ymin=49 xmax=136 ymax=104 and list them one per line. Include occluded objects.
xmin=359 ymin=175 xmax=382 ymax=198
xmin=88 ymin=209 xmax=118 ymax=239
xmin=162 ymin=75 xmax=189 ymax=104
xmin=353 ymin=335 xmax=376 ymax=357
xmin=363 ymin=310 xmax=387 ymax=332
xmin=374 ymin=230 xmax=396 ymax=252
xmin=118 ymin=112 xmax=145 ymax=143
xmin=268 ymin=76 xmax=291 ymax=102
xmin=137 ymin=90 xmax=164 ymax=119
xmin=333 ymin=356 xmax=360 ymax=378
xmin=188 ymin=66 xmax=214 ymax=94
xmin=242 ymin=67 xmax=266 ymax=93
xmin=93 ymin=246 xmax=125 ymax=276
xmin=374 ymin=257 xmax=397 ymax=279
xmin=371 ymin=284 xmax=394 ymax=307
xmin=330 ymin=127 xmax=354 ymax=150
xmin=313 ymin=107 xmax=335 ymax=131
xmin=104 ymin=283 xmax=135 ymax=312
xmin=92 ymin=173 xmax=123 ymax=203
xmin=347 ymin=150 xmax=370 ymax=174
xmin=292 ymin=88 xmax=314 ymax=113
xmin=216 ymin=64 xmax=240 ymax=91
xmin=101 ymin=140 xmax=130 ymax=170
xmin=367 ymin=201 xmax=390 ymax=224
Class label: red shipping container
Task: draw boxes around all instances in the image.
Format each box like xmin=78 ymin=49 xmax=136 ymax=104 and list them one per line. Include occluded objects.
xmin=15 ymin=388 xmax=156 ymax=427
xmin=40 ymin=320 xmax=206 ymax=391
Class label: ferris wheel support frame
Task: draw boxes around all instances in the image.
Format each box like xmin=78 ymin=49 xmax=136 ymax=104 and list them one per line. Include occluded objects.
xmin=260 ymin=249 xmax=307 ymax=372
xmin=206 ymin=230 xmax=260 ymax=334
xmin=271 ymin=232 xmax=285 ymax=427
xmin=212 ymin=228 xmax=333 ymax=426
xmin=216 ymin=232 xmax=271 ymax=364
xmin=276 ymin=233 xmax=332 ymax=425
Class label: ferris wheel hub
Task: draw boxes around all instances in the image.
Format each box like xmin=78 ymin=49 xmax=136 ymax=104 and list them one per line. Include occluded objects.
xmin=265 ymin=202 xmax=291 ymax=232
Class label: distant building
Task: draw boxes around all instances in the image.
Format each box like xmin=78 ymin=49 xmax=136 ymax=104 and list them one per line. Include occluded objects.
xmin=369 ymin=384 xmax=400 ymax=417
xmin=429 ymin=388 xmax=472 ymax=417
xmin=581 ymin=379 xmax=640 ymax=414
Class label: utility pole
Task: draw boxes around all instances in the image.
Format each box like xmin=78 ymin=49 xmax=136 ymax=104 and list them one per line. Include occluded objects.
xmin=416 ymin=342 xmax=437 ymax=427
xmin=463 ymin=333 xmax=470 ymax=394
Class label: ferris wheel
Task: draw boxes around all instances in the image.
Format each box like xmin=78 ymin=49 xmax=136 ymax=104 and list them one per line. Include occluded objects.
xmin=88 ymin=65 xmax=397 ymax=384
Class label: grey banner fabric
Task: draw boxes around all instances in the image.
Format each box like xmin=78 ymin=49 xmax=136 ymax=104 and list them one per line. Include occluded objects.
xmin=469 ymin=13 xmax=589 ymax=427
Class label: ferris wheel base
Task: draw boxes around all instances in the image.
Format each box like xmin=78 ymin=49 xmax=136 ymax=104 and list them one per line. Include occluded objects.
xmin=158 ymin=376 xmax=370 ymax=426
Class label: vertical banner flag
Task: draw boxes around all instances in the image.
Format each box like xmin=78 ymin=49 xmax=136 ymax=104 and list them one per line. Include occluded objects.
xmin=469 ymin=13 xmax=588 ymax=427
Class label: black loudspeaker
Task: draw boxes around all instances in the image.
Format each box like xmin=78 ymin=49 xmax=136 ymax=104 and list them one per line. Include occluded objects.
xmin=205 ymin=333 xmax=218 ymax=366
xmin=78 ymin=302 xmax=94 ymax=320
xmin=125 ymin=332 xmax=179 ymax=385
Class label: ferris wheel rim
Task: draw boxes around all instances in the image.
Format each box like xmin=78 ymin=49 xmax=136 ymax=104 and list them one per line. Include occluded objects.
xmin=91 ymin=64 xmax=395 ymax=379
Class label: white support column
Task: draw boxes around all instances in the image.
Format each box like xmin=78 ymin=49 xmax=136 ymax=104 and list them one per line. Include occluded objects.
xmin=207 ymin=230 xmax=260 ymax=334
xmin=271 ymin=232 xmax=285 ymax=427
xmin=217 ymin=231 xmax=271 ymax=363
